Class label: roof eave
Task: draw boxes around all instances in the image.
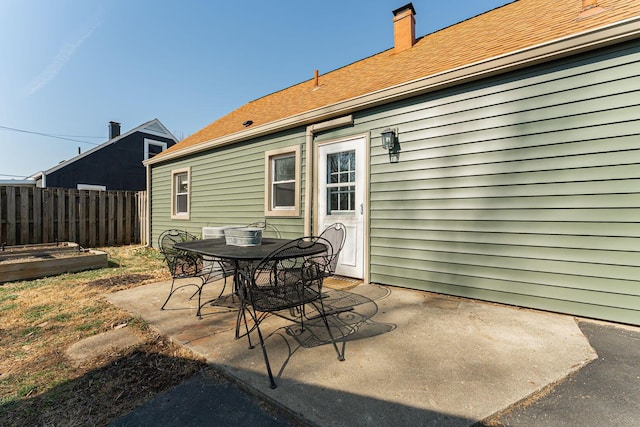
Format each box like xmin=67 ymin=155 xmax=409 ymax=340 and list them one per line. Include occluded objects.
xmin=145 ymin=15 xmax=640 ymax=167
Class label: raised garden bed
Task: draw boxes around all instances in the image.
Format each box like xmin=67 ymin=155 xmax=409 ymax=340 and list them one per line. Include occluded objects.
xmin=0 ymin=242 xmax=108 ymax=283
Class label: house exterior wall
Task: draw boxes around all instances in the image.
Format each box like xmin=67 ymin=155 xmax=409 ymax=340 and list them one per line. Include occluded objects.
xmin=150 ymin=39 xmax=640 ymax=325
xmin=149 ymin=128 xmax=307 ymax=247
xmin=358 ymin=40 xmax=639 ymax=325
xmin=46 ymin=132 xmax=175 ymax=191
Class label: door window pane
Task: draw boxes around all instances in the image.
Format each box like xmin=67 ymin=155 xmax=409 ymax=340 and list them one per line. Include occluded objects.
xmin=326 ymin=150 xmax=355 ymax=214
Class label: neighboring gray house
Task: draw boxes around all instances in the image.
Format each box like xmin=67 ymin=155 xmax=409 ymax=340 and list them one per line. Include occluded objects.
xmin=145 ymin=0 xmax=640 ymax=326
xmin=31 ymin=119 xmax=177 ymax=191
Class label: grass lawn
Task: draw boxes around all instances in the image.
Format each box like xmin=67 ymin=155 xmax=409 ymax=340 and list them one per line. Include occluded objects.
xmin=0 ymin=245 xmax=209 ymax=426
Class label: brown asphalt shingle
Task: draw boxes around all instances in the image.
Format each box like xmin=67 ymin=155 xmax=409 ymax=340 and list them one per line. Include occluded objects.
xmin=160 ymin=0 xmax=640 ymax=158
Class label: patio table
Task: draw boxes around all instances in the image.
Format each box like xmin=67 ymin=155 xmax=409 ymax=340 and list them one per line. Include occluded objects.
xmin=174 ymin=237 xmax=328 ymax=270
xmin=173 ymin=237 xmax=328 ymax=324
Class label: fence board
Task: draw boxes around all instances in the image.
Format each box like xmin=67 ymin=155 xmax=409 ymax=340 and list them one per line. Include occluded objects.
xmin=7 ymin=187 xmax=16 ymax=245
xmin=108 ymin=192 xmax=116 ymax=246
xmin=20 ymin=187 xmax=30 ymax=244
xmin=99 ymin=191 xmax=106 ymax=246
xmin=0 ymin=186 xmax=145 ymax=247
xmin=117 ymin=191 xmax=124 ymax=246
xmin=45 ymin=189 xmax=55 ymax=243
xmin=125 ymin=192 xmax=132 ymax=245
xmin=57 ymin=188 xmax=65 ymax=242
xmin=33 ymin=189 xmax=42 ymax=243
xmin=89 ymin=192 xmax=97 ymax=247
xmin=68 ymin=190 xmax=76 ymax=243
xmin=0 ymin=188 xmax=3 ymax=244
xmin=79 ymin=190 xmax=87 ymax=246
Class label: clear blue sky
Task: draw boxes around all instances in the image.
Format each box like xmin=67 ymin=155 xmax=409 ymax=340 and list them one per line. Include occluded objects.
xmin=0 ymin=0 xmax=512 ymax=179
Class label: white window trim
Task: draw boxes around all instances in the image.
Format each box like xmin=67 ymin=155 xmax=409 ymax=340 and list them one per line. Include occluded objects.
xmin=77 ymin=184 xmax=106 ymax=191
xmin=144 ymin=139 xmax=168 ymax=160
xmin=264 ymin=145 xmax=300 ymax=217
xmin=171 ymin=167 xmax=190 ymax=220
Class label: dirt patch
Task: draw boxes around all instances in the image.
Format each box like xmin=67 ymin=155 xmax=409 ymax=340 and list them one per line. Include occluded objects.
xmin=85 ymin=273 xmax=155 ymax=288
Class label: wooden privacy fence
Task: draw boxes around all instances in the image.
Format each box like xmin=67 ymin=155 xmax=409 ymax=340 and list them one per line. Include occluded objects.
xmin=0 ymin=186 xmax=147 ymax=247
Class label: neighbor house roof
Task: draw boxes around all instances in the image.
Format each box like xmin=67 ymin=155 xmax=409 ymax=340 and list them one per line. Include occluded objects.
xmin=154 ymin=0 xmax=640 ymax=162
xmin=31 ymin=119 xmax=176 ymax=178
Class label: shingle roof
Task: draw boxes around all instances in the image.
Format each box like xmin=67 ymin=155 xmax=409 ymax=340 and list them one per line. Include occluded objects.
xmin=160 ymin=0 xmax=640 ymax=158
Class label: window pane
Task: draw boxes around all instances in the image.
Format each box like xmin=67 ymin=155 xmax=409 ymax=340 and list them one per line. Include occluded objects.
xmin=346 ymin=186 xmax=355 ymax=210
xmin=148 ymin=144 xmax=163 ymax=158
xmin=274 ymin=182 xmax=295 ymax=208
xmin=176 ymin=194 xmax=187 ymax=213
xmin=329 ymin=190 xmax=339 ymax=212
xmin=274 ymin=156 xmax=295 ymax=181
xmin=327 ymin=185 xmax=355 ymax=213
xmin=327 ymin=151 xmax=355 ymax=185
xmin=176 ymin=173 xmax=188 ymax=193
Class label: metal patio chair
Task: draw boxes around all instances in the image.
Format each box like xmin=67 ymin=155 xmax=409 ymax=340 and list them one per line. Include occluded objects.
xmin=246 ymin=220 xmax=281 ymax=238
xmin=237 ymin=236 xmax=345 ymax=388
xmin=158 ymin=229 xmax=230 ymax=318
xmin=317 ymin=222 xmax=346 ymax=277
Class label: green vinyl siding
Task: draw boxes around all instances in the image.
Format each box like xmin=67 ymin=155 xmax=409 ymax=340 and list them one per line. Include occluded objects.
xmin=365 ymin=40 xmax=640 ymax=325
xmin=149 ymin=39 xmax=640 ymax=326
xmin=149 ymin=129 xmax=307 ymax=247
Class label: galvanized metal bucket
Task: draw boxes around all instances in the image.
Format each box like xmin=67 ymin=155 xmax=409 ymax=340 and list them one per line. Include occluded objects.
xmin=224 ymin=227 xmax=263 ymax=246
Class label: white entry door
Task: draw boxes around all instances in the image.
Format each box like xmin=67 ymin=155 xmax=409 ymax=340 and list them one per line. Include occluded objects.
xmin=317 ymin=137 xmax=365 ymax=279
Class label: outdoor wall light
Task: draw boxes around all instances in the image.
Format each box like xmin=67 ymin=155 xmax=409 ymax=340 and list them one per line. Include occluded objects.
xmin=381 ymin=128 xmax=400 ymax=163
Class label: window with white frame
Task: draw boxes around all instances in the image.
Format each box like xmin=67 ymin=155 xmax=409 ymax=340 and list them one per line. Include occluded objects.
xmin=144 ymin=139 xmax=167 ymax=160
xmin=171 ymin=168 xmax=190 ymax=219
xmin=265 ymin=146 xmax=300 ymax=217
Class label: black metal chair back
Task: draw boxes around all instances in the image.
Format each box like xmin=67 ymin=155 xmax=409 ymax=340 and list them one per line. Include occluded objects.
xmin=158 ymin=229 xmax=201 ymax=278
xmin=246 ymin=221 xmax=281 ymax=238
xmin=239 ymin=236 xmax=344 ymax=388
xmin=158 ymin=229 xmax=228 ymax=317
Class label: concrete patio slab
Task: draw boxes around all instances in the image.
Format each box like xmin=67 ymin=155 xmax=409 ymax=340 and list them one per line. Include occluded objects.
xmin=105 ymin=279 xmax=596 ymax=426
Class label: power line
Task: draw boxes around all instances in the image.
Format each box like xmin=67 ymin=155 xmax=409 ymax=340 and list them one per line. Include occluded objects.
xmin=0 ymin=172 xmax=33 ymax=178
xmin=0 ymin=124 xmax=103 ymax=145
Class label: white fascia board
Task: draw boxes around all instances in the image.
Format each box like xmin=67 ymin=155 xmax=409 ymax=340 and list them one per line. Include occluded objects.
xmin=146 ymin=15 xmax=640 ymax=167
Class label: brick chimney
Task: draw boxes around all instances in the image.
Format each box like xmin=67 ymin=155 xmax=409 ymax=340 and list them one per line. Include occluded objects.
xmin=392 ymin=3 xmax=416 ymax=53
xmin=582 ymin=0 xmax=598 ymax=10
xmin=109 ymin=121 xmax=121 ymax=139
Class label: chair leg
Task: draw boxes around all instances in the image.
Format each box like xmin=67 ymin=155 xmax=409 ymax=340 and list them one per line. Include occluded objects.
xmin=160 ymin=278 xmax=178 ymax=310
xmin=314 ymin=299 xmax=346 ymax=362
xmin=195 ymin=278 xmax=206 ymax=319
xmin=196 ymin=273 xmax=228 ymax=318
xmin=235 ymin=302 xmax=255 ymax=349
xmin=247 ymin=308 xmax=277 ymax=389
